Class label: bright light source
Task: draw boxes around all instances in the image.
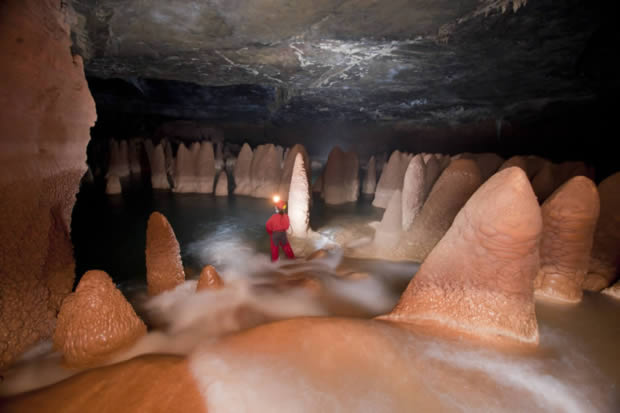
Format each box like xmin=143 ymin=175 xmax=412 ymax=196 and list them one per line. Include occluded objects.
xmin=273 ymin=195 xmax=280 ymax=203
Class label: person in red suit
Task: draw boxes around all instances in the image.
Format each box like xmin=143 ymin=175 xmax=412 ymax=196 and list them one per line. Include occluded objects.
xmin=266 ymin=198 xmax=296 ymax=262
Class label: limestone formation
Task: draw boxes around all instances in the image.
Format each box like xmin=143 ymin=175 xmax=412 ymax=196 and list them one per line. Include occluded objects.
xmin=146 ymin=212 xmax=186 ymax=296
xmin=234 ymin=143 xmax=253 ymax=195
xmin=362 ymin=156 xmax=377 ymax=195
xmin=554 ymin=161 xmax=590 ymax=189
xmin=128 ymin=139 xmax=142 ymax=176
xmin=422 ymin=155 xmax=441 ymax=202
xmin=0 ymin=0 xmax=97 ymax=369
xmin=150 ymin=144 xmax=170 ymax=189
xmin=214 ymin=142 xmax=225 ymax=172
xmin=498 ymin=155 xmax=528 ymax=175
xmin=279 ymin=144 xmax=310 ymax=198
xmin=383 ymin=167 xmax=542 ymax=346
xmin=105 ymin=174 xmax=122 ymax=194
xmin=174 ymin=143 xmax=200 ymax=193
xmin=312 ymin=173 xmax=323 ymax=193
xmin=526 ymin=156 xmax=546 ymax=180
xmin=53 ymin=270 xmax=146 ymax=367
xmin=288 ymin=154 xmax=311 ymax=237
xmin=401 ymin=155 xmax=426 ymax=231
xmin=531 ymin=160 xmax=555 ymax=202
xmin=163 ymin=140 xmax=175 ymax=182
xmin=583 ymin=172 xmax=620 ymax=291
xmin=250 ymin=144 xmax=282 ymax=198
xmin=405 ymin=159 xmax=482 ymax=260
xmin=196 ymin=265 xmax=224 ymax=291
xmin=215 ymin=171 xmax=229 ymax=196
xmin=601 ymin=282 xmax=620 ymax=300
xmin=196 ymin=141 xmax=216 ymax=193
xmin=373 ymin=150 xmax=408 ymax=208
xmin=374 ymin=190 xmax=402 ymax=249
xmin=323 ymin=147 xmax=359 ymax=205
xmin=472 ymin=153 xmax=503 ymax=181
xmin=534 ymin=177 xmax=599 ymax=303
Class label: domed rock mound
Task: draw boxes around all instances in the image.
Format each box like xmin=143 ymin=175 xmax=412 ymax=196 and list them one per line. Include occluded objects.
xmin=382 ymin=167 xmax=542 ymax=346
xmin=196 ymin=265 xmax=224 ymax=291
xmin=146 ymin=212 xmax=186 ymax=296
xmin=53 ymin=270 xmax=146 ymax=367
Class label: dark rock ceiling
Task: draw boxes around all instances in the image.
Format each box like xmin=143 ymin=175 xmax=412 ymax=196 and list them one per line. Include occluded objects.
xmin=70 ymin=0 xmax=615 ymax=126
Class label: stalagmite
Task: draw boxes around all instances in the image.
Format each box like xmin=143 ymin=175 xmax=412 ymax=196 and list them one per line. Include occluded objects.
xmin=128 ymin=139 xmax=142 ymax=176
xmin=362 ymin=156 xmax=377 ymax=195
xmin=531 ymin=160 xmax=556 ymax=202
xmin=583 ymin=172 xmax=620 ymax=291
xmin=288 ymin=153 xmax=311 ymax=237
xmin=472 ymin=153 xmax=504 ymax=181
xmin=554 ymin=161 xmax=590 ymax=189
xmin=214 ymin=142 xmax=225 ymax=172
xmin=312 ymin=173 xmax=323 ymax=193
xmin=233 ymin=143 xmax=253 ymax=195
xmin=374 ymin=190 xmax=402 ymax=249
xmin=196 ymin=141 xmax=216 ymax=193
xmin=422 ymin=155 xmax=441 ymax=199
xmin=196 ymin=265 xmax=224 ymax=291
xmin=250 ymin=144 xmax=281 ymax=198
xmin=146 ymin=212 xmax=185 ymax=296
xmin=174 ymin=143 xmax=200 ymax=193
xmin=53 ymin=270 xmax=146 ymax=367
xmin=498 ymin=155 xmax=528 ymax=175
xmin=526 ymin=156 xmax=546 ymax=180
xmin=534 ymin=177 xmax=599 ymax=303
xmin=373 ymin=150 xmax=407 ymax=208
xmin=105 ymin=174 xmax=122 ymax=194
xmin=383 ymin=167 xmax=542 ymax=346
xmin=107 ymin=140 xmax=129 ymax=178
xmin=279 ymin=144 xmax=310 ymax=198
xmin=401 ymin=155 xmax=426 ymax=231
xmin=215 ymin=171 xmax=229 ymax=196
xmin=405 ymin=159 xmax=482 ymax=260
xmin=602 ymin=281 xmax=620 ymax=300
xmin=323 ymin=147 xmax=359 ymax=204
xmin=150 ymin=144 xmax=170 ymax=189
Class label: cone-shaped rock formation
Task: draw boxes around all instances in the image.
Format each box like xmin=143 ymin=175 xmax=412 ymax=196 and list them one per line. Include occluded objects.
xmin=146 ymin=212 xmax=185 ymax=296
xmin=196 ymin=265 xmax=224 ymax=291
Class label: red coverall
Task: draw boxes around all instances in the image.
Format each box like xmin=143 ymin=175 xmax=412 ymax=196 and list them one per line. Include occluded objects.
xmin=266 ymin=213 xmax=295 ymax=261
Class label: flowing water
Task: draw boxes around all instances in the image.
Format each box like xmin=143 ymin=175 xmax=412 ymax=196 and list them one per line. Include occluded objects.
xmin=1 ymin=182 xmax=618 ymax=411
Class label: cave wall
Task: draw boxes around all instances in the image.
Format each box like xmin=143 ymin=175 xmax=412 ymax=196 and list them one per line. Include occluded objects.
xmin=0 ymin=0 xmax=96 ymax=369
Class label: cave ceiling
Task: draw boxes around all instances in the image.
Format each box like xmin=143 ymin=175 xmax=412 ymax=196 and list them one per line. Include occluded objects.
xmin=70 ymin=0 xmax=610 ymax=126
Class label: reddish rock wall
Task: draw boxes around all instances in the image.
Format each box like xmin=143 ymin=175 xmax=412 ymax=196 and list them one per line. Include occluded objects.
xmin=0 ymin=0 xmax=96 ymax=369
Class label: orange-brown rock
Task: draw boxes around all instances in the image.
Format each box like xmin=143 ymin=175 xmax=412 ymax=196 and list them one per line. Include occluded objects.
xmin=53 ymin=270 xmax=146 ymax=367
xmin=583 ymin=172 xmax=620 ymax=291
xmin=146 ymin=212 xmax=186 ymax=296
xmin=472 ymin=153 xmax=503 ymax=181
xmin=531 ymin=160 xmax=555 ymax=202
xmin=306 ymin=249 xmax=329 ymax=261
xmin=384 ymin=167 xmax=542 ymax=346
xmin=0 ymin=0 xmax=96 ymax=369
xmin=196 ymin=265 xmax=224 ymax=291
xmin=534 ymin=177 xmax=599 ymax=303
xmin=498 ymin=155 xmax=528 ymax=175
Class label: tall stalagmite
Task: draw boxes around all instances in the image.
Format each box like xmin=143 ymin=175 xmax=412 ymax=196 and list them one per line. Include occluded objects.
xmin=196 ymin=141 xmax=216 ymax=193
xmin=401 ymin=155 xmax=426 ymax=231
xmin=583 ymin=172 xmax=620 ymax=291
xmin=251 ymin=144 xmax=282 ymax=198
xmin=373 ymin=150 xmax=408 ymax=208
xmin=215 ymin=171 xmax=229 ymax=196
xmin=362 ymin=156 xmax=377 ymax=195
xmin=383 ymin=167 xmax=542 ymax=346
xmin=146 ymin=212 xmax=186 ymax=296
xmin=233 ymin=143 xmax=253 ymax=195
xmin=323 ymin=147 xmax=359 ymax=205
xmin=150 ymin=144 xmax=170 ymax=189
xmin=0 ymin=0 xmax=97 ymax=369
xmin=279 ymin=144 xmax=310 ymax=199
xmin=288 ymin=153 xmax=311 ymax=237
xmin=374 ymin=190 xmax=402 ymax=249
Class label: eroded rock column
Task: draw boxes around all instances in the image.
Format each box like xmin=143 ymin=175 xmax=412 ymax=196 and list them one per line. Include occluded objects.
xmin=288 ymin=153 xmax=311 ymax=237
xmin=146 ymin=212 xmax=185 ymax=296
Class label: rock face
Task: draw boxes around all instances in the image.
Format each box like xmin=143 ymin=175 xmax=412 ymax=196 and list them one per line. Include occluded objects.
xmin=214 ymin=171 xmax=229 ymax=196
xmin=362 ymin=156 xmax=377 ymax=195
xmin=105 ymin=175 xmax=122 ymax=194
xmin=401 ymin=155 xmax=426 ymax=231
xmin=312 ymin=173 xmax=323 ymax=194
xmin=196 ymin=141 xmax=216 ymax=193
xmin=174 ymin=143 xmax=200 ymax=193
xmin=531 ymin=160 xmax=555 ymax=202
xmin=279 ymin=144 xmax=310 ymax=199
xmin=250 ymin=144 xmax=281 ymax=198
xmin=0 ymin=0 xmax=96 ymax=369
xmin=196 ymin=265 xmax=224 ymax=291
xmin=107 ymin=140 xmax=130 ymax=178
xmin=150 ymin=144 xmax=170 ymax=189
xmin=146 ymin=212 xmax=186 ymax=296
xmin=534 ymin=177 xmax=599 ymax=303
xmin=53 ymin=270 xmax=146 ymax=367
xmin=583 ymin=172 xmax=620 ymax=291
xmin=498 ymin=155 xmax=528 ymax=175
xmin=422 ymin=155 xmax=441 ymax=199
xmin=373 ymin=150 xmax=409 ymax=208
xmin=323 ymin=147 xmax=359 ymax=205
xmin=374 ymin=190 xmax=402 ymax=249
xmin=602 ymin=282 xmax=620 ymax=300
xmin=383 ymin=167 xmax=542 ymax=346
xmin=472 ymin=153 xmax=503 ymax=181
xmin=288 ymin=154 xmax=311 ymax=237
xmin=405 ymin=159 xmax=482 ymax=260
xmin=128 ymin=139 xmax=142 ymax=176
xmin=233 ymin=143 xmax=253 ymax=195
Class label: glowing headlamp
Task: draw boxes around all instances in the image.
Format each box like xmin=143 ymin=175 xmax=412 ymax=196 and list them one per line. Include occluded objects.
xmin=272 ymin=195 xmax=280 ymax=203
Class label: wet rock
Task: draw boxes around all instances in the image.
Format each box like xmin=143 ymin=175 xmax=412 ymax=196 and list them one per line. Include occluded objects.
xmin=250 ymin=144 xmax=281 ymax=198
xmin=362 ymin=156 xmax=377 ymax=195
xmin=530 ymin=160 xmax=555 ymax=202
xmin=288 ymin=153 xmax=311 ymax=237
xmin=233 ymin=143 xmax=253 ymax=195
xmin=583 ymin=172 xmax=620 ymax=291
xmin=196 ymin=265 xmax=224 ymax=291
xmin=214 ymin=171 xmax=229 ymax=196
xmin=196 ymin=141 xmax=216 ymax=193
xmin=534 ymin=177 xmax=599 ymax=303
xmin=472 ymin=153 xmax=504 ymax=181
xmin=383 ymin=167 xmax=542 ymax=346
xmin=422 ymin=155 xmax=441 ymax=200
xmin=373 ymin=150 xmax=409 ymax=208
xmin=374 ymin=190 xmax=402 ymax=249
xmin=53 ymin=270 xmax=146 ymax=367
xmin=105 ymin=174 xmax=122 ymax=194
xmin=146 ymin=212 xmax=185 ymax=296
xmin=323 ymin=147 xmax=359 ymax=205
xmin=149 ymin=144 xmax=170 ymax=189
xmin=402 ymin=155 xmax=426 ymax=231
